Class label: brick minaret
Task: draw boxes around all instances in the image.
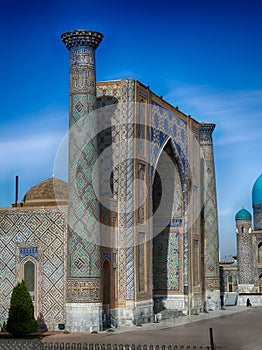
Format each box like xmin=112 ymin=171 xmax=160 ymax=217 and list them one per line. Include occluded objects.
xmin=236 ymin=209 xmax=254 ymax=292
xmin=62 ymin=30 xmax=103 ymax=332
xmin=200 ymin=123 xmax=220 ymax=310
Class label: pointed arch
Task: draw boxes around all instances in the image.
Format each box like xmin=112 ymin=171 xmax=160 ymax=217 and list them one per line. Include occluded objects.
xmin=152 ymin=135 xmax=188 ymax=193
xmin=102 ymin=259 xmax=111 ymax=305
xmin=152 ymin=138 xmax=185 ymax=310
xmin=19 ymin=256 xmax=38 ymax=317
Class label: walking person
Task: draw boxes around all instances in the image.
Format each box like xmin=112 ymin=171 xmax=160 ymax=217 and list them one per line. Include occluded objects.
xmin=246 ymin=298 xmax=252 ymax=307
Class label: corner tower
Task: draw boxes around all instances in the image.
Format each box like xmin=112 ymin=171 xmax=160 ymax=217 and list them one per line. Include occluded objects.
xmin=61 ymin=30 xmax=103 ymax=332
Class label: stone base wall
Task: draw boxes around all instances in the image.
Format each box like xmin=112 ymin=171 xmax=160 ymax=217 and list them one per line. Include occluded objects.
xmin=238 ymin=284 xmax=259 ymax=294
xmin=238 ymin=294 xmax=262 ymax=306
xmin=153 ymin=294 xmax=189 ymax=317
xmin=189 ymin=295 xmax=204 ymax=315
xmin=133 ymin=299 xmax=154 ymax=325
xmin=109 ymin=299 xmax=154 ymax=328
xmin=65 ymin=303 xmax=102 ymax=332
xmin=205 ymin=290 xmax=221 ymax=311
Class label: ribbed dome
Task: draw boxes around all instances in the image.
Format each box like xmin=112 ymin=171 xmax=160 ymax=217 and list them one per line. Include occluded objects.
xmin=252 ymin=173 xmax=262 ymax=206
xmin=22 ymin=177 xmax=68 ymax=207
xmin=235 ymin=207 xmax=252 ymax=220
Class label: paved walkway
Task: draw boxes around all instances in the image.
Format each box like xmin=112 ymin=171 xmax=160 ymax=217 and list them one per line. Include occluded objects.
xmin=1 ymin=306 xmax=261 ymax=349
xmin=109 ymin=305 xmax=248 ymax=333
xmin=43 ymin=305 xmax=256 ymax=348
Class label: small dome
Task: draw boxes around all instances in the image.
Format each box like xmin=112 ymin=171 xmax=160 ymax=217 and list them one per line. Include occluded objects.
xmin=22 ymin=177 xmax=68 ymax=207
xmin=252 ymin=173 xmax=262 ymax=206
xmin=235 ymin=207 xmax=252 ymax=220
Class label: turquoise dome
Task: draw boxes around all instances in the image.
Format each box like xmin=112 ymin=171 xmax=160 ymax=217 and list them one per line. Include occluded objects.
xmin=252 ymin=173 xmax=262 ymax=206
xmin=235 ymin=207 xmax=252 ymax=220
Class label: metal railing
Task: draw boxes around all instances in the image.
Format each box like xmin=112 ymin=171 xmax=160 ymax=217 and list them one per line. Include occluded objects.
xmin=0 ymin=343 xmax=214 ymax=350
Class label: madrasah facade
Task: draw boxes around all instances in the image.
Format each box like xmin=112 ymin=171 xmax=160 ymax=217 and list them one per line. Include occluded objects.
xmin=0 ymin=29 xmax=221 ymax=332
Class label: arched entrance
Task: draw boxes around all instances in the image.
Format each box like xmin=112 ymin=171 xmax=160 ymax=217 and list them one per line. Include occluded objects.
xmin=20 ymin=256 xmax=38 ymax=318
xmin=152 ymin=139 xmax=184 ymax=314
xmin=102 ymin=259 xmax=111 ymax=329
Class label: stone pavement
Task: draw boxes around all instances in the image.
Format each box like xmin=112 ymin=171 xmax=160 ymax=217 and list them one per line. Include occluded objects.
xmin=43 ymin=305 xmax=256 ymax=348
xmin=0 ymin=306 xmax=259 ymax=349
xmin=109 ymin=305 xmax=248 ymax=333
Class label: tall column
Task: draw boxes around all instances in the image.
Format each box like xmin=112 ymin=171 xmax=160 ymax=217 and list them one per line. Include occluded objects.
xmin=61 ymin=30 xmax=103 ymax=332
xmin=200 ymin=123 xmax=220 ymax=310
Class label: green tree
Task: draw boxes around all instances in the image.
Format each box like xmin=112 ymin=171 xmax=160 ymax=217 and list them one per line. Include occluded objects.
xmin=6 ymin=280 xmax=38 ymax=337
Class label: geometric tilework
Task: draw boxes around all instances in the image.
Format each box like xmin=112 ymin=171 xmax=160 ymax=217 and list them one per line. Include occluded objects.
xmin=97 ymin=79 xmax=136 ymax=301
xmin=66 ymin=41 xmax=102 ymax=301
xmin=0 ymin=208 xmax=67 ymax=326
xmin=152 ymin=141 xmax=183 ymax=294
xmin=120 ymin=80 xmax=135 ymax=301
xmin=237 ymin=229 xmax=254 ymax=284
xmin=150 ymin=101 xmax=189 ymax=292
xmin=200 ymin=123 xmax=220 ymax=288
xmin=96 ymin=81 xmax=196 ymax=302
xmin=96 ymin=81 xmax=196 ymax=301
xmin=153 ymin=228 xmax=181 ymax=292
xmin=151 ymin=101 xmax=188 ymax=181
xmin=254 ymin=204 xmax=262 ymax=231
xmin=19 ymin=247 xmax=38 ymax=261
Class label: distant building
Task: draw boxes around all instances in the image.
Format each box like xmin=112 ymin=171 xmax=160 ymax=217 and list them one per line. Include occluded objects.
xmin=220 ymin=173 xmax=262 ymax=306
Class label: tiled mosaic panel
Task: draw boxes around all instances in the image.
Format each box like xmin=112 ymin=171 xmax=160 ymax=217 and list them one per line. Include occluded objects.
xmin=151 ymin=101 xmax=189 ymax=183
xmin=19 ymin=247 xmax=38 ymax=261
xmin=153 ymin=228 xmax=181 ymax=292
xmin=200 ymin=125 xmax=220 ymax=286
xmin=151 ymin=102 xmax=188 ymax=293
xmin=254 ymin=205 xmax=262 ymax=230
xmin=97 ymin=82 xmax=126 ymax=300
xmin=202 ymin=160 xmax=219 ymax=277
xmin=121 ymin=81 xmax=136 ymax=300
xmin=253 ymin=233 xmax=262 ymax=286
xmin=97 ymin=80 xmax=136 ymax=300
xmin=97 ymin=80 xmax=196 ymax=298
xmin=151 ymin=100 xmax=190 ymax=291
xmin=0 ymin=209 xmax=66 ymax=325
xmin=96 ymin=80 xmax=217 ymax=301
xmin=237 ymin=230 xmax=254 ymax=284
xmin=67 ymin=44 xmax=101 ymax=286
xmin=137 ymin=232 xmax=146 ymax=291
xmin=97 ymin=81 xmax=190 ymax=298
xmin=152 ymin=142 xmax=183 ymax=293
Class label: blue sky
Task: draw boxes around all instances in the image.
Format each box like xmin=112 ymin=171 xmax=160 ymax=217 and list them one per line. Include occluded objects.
xmin=0 ymin=0 xmax=261 ymax=258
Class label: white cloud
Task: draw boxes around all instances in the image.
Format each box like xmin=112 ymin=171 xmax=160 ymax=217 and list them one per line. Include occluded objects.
xmin=0 ymin=107 xmax=67 ymax=180
xmin=103 ymin=70 xmax=143 ymax=81
xmin=0 ymin=132 xmax=64 ymax=178
xmin=218 ymin=208 xmax=235 ymax=217
xmin=0 ymin=133 xmax=61 ymax=156
xmin=166 ymin=84 xmax=262 ymax=256
xmin=166 ymin=85 xmax=262 ymax=146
